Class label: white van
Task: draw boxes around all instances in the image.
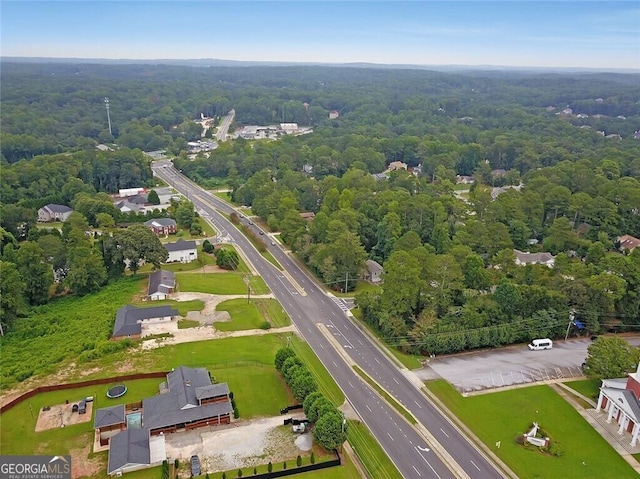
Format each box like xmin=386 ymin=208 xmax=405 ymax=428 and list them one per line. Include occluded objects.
xmin=528 ymin=338 xmax=553 ymax=350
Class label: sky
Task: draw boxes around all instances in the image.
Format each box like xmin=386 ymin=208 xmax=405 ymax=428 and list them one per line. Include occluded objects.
xmin=1 ymin=1 xmax=639 ymax=70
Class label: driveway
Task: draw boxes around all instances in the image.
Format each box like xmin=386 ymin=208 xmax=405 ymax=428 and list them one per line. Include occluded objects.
xmin=413 ymin=336 xmax=640 ymax=393
xmin=163 ymin=414 xmax=311 ymax=474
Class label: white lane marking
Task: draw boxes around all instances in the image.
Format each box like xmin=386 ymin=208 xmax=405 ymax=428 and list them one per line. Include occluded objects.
xmin=414 ymin=400 xmax=423 ymax=408
xmin=366 ymin=404 xmax=372 ymax=412
xmin=412 ymin=465 xmax=422 ymax=477
xmin=417 ymin=446 xmax=430 ymax=452
xmin=332 ymin=361 xmax=338 ymax=367
xmin=440 ymin=428 xmax=449 ymax=438
xmin=470 ymin=460 xmax=481 ymax=471
xmin=358 ymin=339 xmax=363 ymax=345
xmin=387 ymin=432 xmax=394 ymax=441
xmin=348 ymin=381 xmax=354 ymax=388
xmin=393 ymin=377 xmax=399 ymax=384
xmin=419 ymin=453 xmax=441 ymax=479
xmin=374 ymin=357 xmax=381 ymax=364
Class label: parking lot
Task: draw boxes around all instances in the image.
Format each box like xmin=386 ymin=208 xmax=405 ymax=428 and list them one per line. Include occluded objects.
xmin=414 ymin=336 xmax=640 ymax=394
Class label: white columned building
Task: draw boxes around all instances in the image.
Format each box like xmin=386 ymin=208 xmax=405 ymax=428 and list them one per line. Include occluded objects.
xmin=596 ymin=364 xmax=640 ymax=447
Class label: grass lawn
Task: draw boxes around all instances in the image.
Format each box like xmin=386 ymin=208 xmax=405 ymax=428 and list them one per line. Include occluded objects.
xmin=213 ymin=364 xmax=290 ymax=418
xmin=215 ymin=298 xmax=291 ymax=331
xmin=347 ymin=420 xmax=403 ymax=479
xmin=0 ymin=378 xmax=164 ymax=456
xmin=133 ymin=299 xmax=204 ymax=317
xmin=213 ymin=191 xmax=235 ymax=203
xmin=177 ymin=319 xmax=200 ymax=329
xmin=175 ymin=272 xmax=269 ymax=295
xmin=215 ymin=299 xmax=265 ymax=331
xmin=563 ymin=378 xmax=601 ymax=402
xmin=426 ymin=380 xmax=637 ymax=479
xmin=255 ymin=298 xmax=291 ymax=328
xmin=332 ymin=281 xmax=381 ymax=298
xmin=289 ymin=337 xmax=345 ymax=406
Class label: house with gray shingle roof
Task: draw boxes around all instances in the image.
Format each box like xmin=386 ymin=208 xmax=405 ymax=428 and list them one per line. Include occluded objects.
xmin=107 ymin=428 xmax=152 ymax=476
xmin=363 ymin=259 xmax=384 ymax=283
xmin=98 ymin=366 xmax=233 ymax=475
xmin=95 ymin=405 xmax=126 ymax=445
xmin=112 ymin=305 xmax=178 ymax=340
xmin=514 ymin=249 xmax=555 ymax=268
xmin=147 ymin=270 xmax=175 ymax=301
xmin=37 ymin=204 xmax=73 ymax=222
xmin=165 ymin=239 xmax=197 ymax=263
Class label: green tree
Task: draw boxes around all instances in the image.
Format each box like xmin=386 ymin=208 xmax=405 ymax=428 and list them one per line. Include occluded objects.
xmin=312 ymin=411 xmax=347 ymax=450
xmin=302 ymin=391 xmax=323 ymax=416
xmin=382 ymin=250 xmax=423 ymax=320
xmin=147 ymin=189 xmax=161 ymax=205
xmin=15 ymin=241 xmax=53 ymax=305
xmin=216 ymin=248 xmax=239 ymax=270
xmin=202 ymin=239 xmax=214 ymax=254
xmin=585 ymin=336 xmax=640 ymax=379
xmin=0 ymin=261 xmax=25 ymax=333
xmin=275 ymin=347 xmax=296 ymax=371
xmin=175 ymin=201 xmax=196 ymax=228
xmin=65 ymin=246 xmax=107 ymax=295
xmin=290 ymin=371 xmax=317 ymax=402
xmin=114 ymin=224 xmax=168 ymax=273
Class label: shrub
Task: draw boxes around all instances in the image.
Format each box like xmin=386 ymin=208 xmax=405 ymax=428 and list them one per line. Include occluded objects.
xmin=174 ymin=459 xmax=179 ymax=468
xmin=233 ymin=406 xmax=239 ymax=419
xmin=221 ymin=473 xmax=226 ymax=479
xmin=282 ymin=461 xmax=287 ymax=470
xmin=253 ymin=467 xmax=256 ymax=476
xmin=310 ymin=452 xmax=315 ymax=464
xmin=237 ymin=469 xmax=242 ymax=478
xmin=202 ymin=239 xmax=214 ymax=253
xmin=229 ymin=391 xmax=234 ymax=400
xmin=260 ymin=321 xmax=271 ymax=330
xmin=514 ymin=435 xmax=525 ymax=445
xmin=267 ymin=462 xmax=272 ymax=473
xmin=274 ymin=347 xmax=296 ymax=371
xmin=296 ymin=455 xmax=302 ymax=467
xmin=547 ymin=442 xmax=564 ymax=457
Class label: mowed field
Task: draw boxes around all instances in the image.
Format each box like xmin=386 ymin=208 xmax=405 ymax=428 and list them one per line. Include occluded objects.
xmin=426 ymin=380 xmax=638 ymax=479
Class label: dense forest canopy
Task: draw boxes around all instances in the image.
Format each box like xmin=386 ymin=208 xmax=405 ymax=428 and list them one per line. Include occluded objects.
xmin=1 ymin=61 xmax=639 ymax=357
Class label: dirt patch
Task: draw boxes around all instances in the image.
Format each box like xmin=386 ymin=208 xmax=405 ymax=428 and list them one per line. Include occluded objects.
xmin=35 ymin=402 xmax=93 ymax=432
xmin=69 ymin=442 xmax=103 ymax=479
xmin=164 ymin=415 xmax=310 ymax=474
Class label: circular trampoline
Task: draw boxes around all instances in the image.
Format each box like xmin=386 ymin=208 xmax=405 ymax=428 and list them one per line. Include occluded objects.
xmin=106 ymin=384 xmax=127 ymax=399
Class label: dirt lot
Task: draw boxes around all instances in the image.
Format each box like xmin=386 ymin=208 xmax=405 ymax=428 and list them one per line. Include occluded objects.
xmin=164 ymin=415 xmax=312 ymax=473
xmin=35 ymin=402 xmax=93 ymax=432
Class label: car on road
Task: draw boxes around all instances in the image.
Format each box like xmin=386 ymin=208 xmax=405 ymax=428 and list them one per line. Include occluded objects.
xmin=259 ymin=230 xmax=264 ymax=235
xmin=190 ymin=455 xmax=201 ymax=476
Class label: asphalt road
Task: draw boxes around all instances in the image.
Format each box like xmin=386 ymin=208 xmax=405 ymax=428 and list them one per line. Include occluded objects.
xmin=152 ymin=162 xmax=506 ymax=479
xmin=216 ymin=110 xmax=235 ymax=142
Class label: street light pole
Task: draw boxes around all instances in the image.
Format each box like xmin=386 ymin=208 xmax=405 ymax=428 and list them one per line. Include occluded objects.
xmin=564 ymin=310 xmax=576 ymax=341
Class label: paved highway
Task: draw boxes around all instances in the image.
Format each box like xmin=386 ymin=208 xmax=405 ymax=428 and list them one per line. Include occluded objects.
xmin=152 ymin=162 xmax=507 ymax=479
xmin=216 ymin=110 xmax=235 ymax=142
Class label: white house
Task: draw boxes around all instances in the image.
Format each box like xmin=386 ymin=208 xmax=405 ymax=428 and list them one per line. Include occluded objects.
xmin=37 ymin=204 xmax=73 ymax=222
xmin=165 ymin=239 xmax=197 ymax=263
xmin=596 ymin=363 xmax=640 ymax=447
xmin=363 ymin=259 xmax=384 ymax=283
xmin=147 ymin=270 xmax=176 ymax=300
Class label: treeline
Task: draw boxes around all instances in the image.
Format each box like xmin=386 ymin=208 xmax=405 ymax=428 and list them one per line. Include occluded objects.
xmin=2 ymin=62 xmax=640 ymax=164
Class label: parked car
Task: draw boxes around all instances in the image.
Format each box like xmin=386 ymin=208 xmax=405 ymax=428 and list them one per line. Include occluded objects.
xmin=71 ymin=404 xmax=79 ymax=413
xmin=190 ymin=455 xmax=201 ymax=477
xmin=78 ymin=399 xmax=87 ymax=414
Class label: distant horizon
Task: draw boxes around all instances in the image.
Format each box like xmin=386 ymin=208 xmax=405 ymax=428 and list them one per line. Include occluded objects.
xmin=3 ymin=56 xmax=640 ymax=74
xmin=1 ymin=2 xmax=639 ymax=70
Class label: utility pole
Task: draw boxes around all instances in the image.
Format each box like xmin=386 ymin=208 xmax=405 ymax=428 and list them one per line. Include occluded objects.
xmin=104 ymin=97 xmax=112 ymax=135
xmin=564 ymin=310 xmax=576 ymax=341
